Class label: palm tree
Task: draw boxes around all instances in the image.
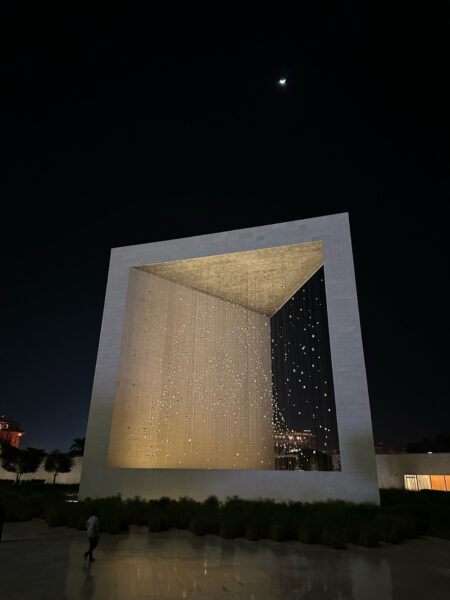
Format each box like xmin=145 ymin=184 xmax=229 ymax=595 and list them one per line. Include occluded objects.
xmin=69 ymin=437 xmax=85 ymax=456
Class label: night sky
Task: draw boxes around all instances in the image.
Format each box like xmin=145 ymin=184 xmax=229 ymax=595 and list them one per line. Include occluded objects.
xmin=1 ymin=4 xmax=449 ymax=452
xmin=272 ymin=267 xmax=339 ymax=456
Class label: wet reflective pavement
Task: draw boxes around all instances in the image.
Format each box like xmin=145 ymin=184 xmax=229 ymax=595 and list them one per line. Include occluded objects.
xmin=0 ymin=519 xmax=449 ymax=599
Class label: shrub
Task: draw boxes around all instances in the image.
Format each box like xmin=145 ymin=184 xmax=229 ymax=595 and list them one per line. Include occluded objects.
xmin=396 ymin=515 xmax=417 ymax=539
xmin=377 ymin=514 xmax=403 ymax=544
xmin=1 ymin=493 xmax=35 ymax=521
xmin=355 ymin=522 xmax=380 ymax=548
xmin=205 ymin=513 xmax=220 ymax=535
xmin=155 ymin=496 xmax=171 ymax=510
xmin=5 ymin=484 xmax=450 ymax=548
xmin=220 ymin=497 xmax=248 ymax=537
xmin=198 ymin=496 xmax=220 ymax=535
xmin=428 ymin=505 xmax=450 ymax=539
xmin=188 ymin=517 xmax=208 ymax=536
xmin=148 ymin=513 xmax=170 ymax=532
xmin=26 ymin=493 xmax=47 ymax=518
xmin=270 ymin=522 xmax=292 ymax=542
xmin=244 ymin=503 xmax=271 ymax=539
xmin=203 ymin=495 xmax=220 ymax=511
xmin=104 ymin=513 xmax=121 ymax=534
xmin=322 ymin=525 xmax=347 ymax=549
xmin=125 ymin=497 xmax=149 ymax=526
xmin=45 ymin=507 xmax=70 ymax=527
xmin=76 ymin=514 xmax=89 ymax=530
xmin=219 ymin=519 xmax=239 ymax=539
xmin=245 ymin=522 xmax=263 ymax=541
xmin=345 ymin=504 xmax=378 ymax=545
xmin=119 ymin=512 xmax=130 ymax=532
xmin=68 ymin=508 xmax=81 ymax=528
xmin=297 ymin=505 xmax=324 ymax=544
xmin=298 ymin=523 xmax=321 ymax=544
xmin=168 ymin=497 xmax=198 ymax=529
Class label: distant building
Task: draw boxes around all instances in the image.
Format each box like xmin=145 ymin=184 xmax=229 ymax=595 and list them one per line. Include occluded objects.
xmin=374 ymin=442 xmax=407 ymax=454
xmin=376 ymin=452 xmax=450 ymax=491
xmin=0 ymin=415 xmax=25 ymax=448
xmin=274 ymin=429 xmax=322 ymax=470
xmin=274 ymin=429 xmax=317 ymax=454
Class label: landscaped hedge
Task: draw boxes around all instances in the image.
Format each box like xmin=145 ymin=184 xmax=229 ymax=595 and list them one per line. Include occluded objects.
xmin=2 ymin=481 xmax=450 ymax=549
xmin=0 ymin=481 xmax=74 ymax=522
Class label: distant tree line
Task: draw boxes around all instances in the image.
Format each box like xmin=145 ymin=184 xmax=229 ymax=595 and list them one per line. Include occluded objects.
xmin=0 ymin=436 xmax=85 ymax=484
xmin=407 ymin=432 xmax=450 ymax=453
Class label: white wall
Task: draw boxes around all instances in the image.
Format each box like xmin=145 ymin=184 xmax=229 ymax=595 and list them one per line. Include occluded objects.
xmin=376 ymin=453 xmax=450 ymax=489
xmin=108 ymin=268 xmax=274 ymax=470
xmin=4 ymin=454 xmax=449 ymax=491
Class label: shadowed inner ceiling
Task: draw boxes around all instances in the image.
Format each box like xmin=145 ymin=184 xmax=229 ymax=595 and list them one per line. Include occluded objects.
xmin=136 ymin=241 xmax=323 ymax=316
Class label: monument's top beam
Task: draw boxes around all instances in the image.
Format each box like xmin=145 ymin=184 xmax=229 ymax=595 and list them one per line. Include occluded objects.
xmin=135 ymin=241 xmax=323 ymax=316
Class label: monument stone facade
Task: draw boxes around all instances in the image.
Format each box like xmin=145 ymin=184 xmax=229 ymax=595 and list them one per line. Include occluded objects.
xmin=80 ymin=213 xmax=379 ymax=503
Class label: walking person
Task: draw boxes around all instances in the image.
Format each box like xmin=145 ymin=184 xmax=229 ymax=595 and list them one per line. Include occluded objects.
xmin=84 ymin=509 xmax=100 ymax=562
xmin=0 ymin=503 xmax=5 ymax=542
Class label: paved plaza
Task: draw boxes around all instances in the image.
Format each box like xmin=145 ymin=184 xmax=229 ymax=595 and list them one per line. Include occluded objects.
xmin=0 ymin=519 xmax=449 ymax=599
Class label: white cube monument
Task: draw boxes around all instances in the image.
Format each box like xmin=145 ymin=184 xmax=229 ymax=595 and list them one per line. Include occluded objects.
xmin=79 ymin=213 xmax=379 ymax=503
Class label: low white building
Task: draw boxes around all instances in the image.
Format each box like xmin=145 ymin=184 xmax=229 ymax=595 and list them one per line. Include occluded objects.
xmin=376 ymin=453 xmax=450 ymax=491
xmin=1 ymin=454 xmax=449 ymax=493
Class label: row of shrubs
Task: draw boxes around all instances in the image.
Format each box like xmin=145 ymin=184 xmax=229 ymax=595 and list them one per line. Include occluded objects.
xmin=39 ymin=492 xmax=450 ymax=549
xmin=0 ymin=481 xmax=77 ymax=522
xmin=380 ymin=488 xmax=450 ymax=539
xmin=2 ymin=482 xmax=450 ymax=550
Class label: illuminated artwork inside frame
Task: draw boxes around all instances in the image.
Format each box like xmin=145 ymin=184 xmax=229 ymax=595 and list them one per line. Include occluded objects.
xmin=108 ymin=241 xmax=340 ymax=471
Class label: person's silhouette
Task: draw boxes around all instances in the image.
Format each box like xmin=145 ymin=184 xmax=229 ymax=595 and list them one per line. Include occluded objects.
xmin=84 ymin=509 xmax=100 ymax=562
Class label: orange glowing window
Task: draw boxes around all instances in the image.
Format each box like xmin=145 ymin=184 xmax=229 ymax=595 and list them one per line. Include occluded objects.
xmin=430 ymin=475 xmax=446 ymax=491
xmin=445 ymin=476 xmax=450 ymax=491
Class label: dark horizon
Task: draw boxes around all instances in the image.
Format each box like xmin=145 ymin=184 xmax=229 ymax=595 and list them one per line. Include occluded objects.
xmin=1 ymin=4 xmax=449 ymax=452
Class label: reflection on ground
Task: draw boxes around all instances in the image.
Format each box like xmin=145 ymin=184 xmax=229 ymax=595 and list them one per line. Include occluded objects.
xmin=1 ymin=519 xmax=449 ymax=599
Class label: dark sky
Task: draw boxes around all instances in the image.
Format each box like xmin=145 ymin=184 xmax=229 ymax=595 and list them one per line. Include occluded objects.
xmin=1 ymin=3 xmax=448 ymax=452
xmin=272 ymin=268 xmax=340 ymax=454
